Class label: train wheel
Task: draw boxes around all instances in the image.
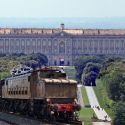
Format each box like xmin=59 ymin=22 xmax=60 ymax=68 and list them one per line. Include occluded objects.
xmin=74 ymin=111 xmax=80 ymax=121
xmin=49 ymin=113 xmax=56 ymax=123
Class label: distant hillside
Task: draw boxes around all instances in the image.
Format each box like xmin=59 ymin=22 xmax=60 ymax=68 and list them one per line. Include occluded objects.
xmin=0 ymin=17 xmax=125 ymax=29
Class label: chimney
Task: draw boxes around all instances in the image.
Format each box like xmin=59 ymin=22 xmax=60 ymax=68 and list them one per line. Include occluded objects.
xmin=60 ymin=23 xmax=65 ymax=30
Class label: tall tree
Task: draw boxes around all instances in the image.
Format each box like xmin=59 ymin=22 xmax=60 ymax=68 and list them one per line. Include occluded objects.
xmin=74 ymin=56 xmax=104 ymax=82
xmin=107 ymin=71 xmax=125 ymax=101
xmin=81 ymin=62 xmax=101 ymax=86
xmin=113 ymin=101 xmax=125 ymax=125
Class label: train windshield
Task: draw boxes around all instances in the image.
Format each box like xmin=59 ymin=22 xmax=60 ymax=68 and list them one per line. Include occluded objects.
xmin=39 ymin=70 xmax=67 ymax=79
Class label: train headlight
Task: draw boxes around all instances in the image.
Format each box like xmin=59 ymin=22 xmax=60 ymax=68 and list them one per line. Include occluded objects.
xmin=74 ymin=98 xmax=77 ymax=103
xmin=46 ymin=98 xmax=50 ymax=102
xmin=50 ymin=111 xmax=54 ymax=114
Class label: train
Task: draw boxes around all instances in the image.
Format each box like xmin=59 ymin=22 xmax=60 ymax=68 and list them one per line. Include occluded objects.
xmin=0 ymin=66 xmax=81 ymax=122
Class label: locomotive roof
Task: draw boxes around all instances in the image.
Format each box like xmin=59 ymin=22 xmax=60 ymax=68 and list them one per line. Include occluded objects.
xmin=42 ymin=78 xmax=77 ymax=84
xmin=38 ymin=66 xmax=64 ymax=71
xmin=3 ymin=66 xmax=66 ymax=81
xmin=32 ymin=67 xmax=66 ymax=74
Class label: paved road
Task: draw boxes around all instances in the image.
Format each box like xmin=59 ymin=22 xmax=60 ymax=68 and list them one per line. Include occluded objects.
xmin=85 ymin=86 xmax=111 ymax=122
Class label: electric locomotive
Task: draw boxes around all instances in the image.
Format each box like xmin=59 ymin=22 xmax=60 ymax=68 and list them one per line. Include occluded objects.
xmin=0 ymin=66 xmax=81 ymax=121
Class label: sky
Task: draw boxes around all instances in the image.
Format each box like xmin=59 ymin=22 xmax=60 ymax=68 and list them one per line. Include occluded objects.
xmin=0 ymin=0 xmax=125 ymax=18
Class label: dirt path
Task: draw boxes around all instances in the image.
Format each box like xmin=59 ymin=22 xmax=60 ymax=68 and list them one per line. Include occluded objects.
xmin=93 ymin=122 xmax=111 ymax=125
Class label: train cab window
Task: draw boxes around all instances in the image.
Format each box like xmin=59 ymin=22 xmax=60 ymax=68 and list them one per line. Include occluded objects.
xmin=25 ymin=90 xmax=27 ymax=95
xmin=22 ymin=87 xmax=25 ymax=95
xmin=17 ymin=88 xmax=19 ymax=94
xmin=7 ymin=89 xmax=10 ymax=94
xmin=16 ymin=91 xmax=18 ymax=94
xmin=28 ymin=76 xmax=30 ymax=82
xmin=22 ymin=90 xmax=24 ymax=95
xmin=11 ymin=89 xmax=13 ymax=95
xmin=8 ymin=91 xmax=10 ymax=95
xmin=10 ymin=89 xmax=13 ymax=95
xmin=18 ymin=88 xmax=21 ymax=95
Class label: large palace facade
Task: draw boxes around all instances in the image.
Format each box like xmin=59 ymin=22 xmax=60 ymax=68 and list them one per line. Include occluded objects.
xmin=0 ymin=24 xmax=125 ymax=65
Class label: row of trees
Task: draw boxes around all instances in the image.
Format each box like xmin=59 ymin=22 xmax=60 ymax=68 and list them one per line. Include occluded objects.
xmin=21 ymin=53 xmax=48 ymax=69
xmin=0 ymin=53 xmax=48 ymax=79
xmin=99 ymin=58 xmax=125 ymax=125
xmin=74 ymin=55 xmax=125 ymax=125
xmin=74 ymin=55 xmax=104 ymax=86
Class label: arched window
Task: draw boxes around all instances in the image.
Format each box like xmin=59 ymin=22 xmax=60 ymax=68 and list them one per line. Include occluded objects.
xmin=59 ymin=41 xmax=65 ymax=54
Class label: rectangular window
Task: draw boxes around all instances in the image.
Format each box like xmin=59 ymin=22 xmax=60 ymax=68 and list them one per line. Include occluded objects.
xmin=21 ymin=40 xmax=25 ymax=46
xmin=25 ymin=90 xmax=28 ymax=95
xmin=27 ymin=40 xmax=30 ymax=46
xmin=19 ymin=90 xmax=21 ymax=94
xmin=6 ymin=80 xmax=8 ymax=85
xmin=28 ymin=76 xmax=30 ymax=82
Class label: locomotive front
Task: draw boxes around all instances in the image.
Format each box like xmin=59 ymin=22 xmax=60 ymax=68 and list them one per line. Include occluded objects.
xmin=32 ymin=67 xmax=81 ymax=121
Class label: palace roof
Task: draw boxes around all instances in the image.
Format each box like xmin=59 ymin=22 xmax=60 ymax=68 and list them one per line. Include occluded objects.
xmin=0 ymin=28 xmax=125 ymax=36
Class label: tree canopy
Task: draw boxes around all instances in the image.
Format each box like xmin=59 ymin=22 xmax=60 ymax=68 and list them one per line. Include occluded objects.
xmin=106 ymin=71 xmax=125 ymax=101
xmin=113 ymin=101 xmax=125 ymax=125
xmin=26 ymin=53 xmax=48 ymax=69
xmin=74 ymin=55 xmax=104 ymax=82
xmin=0 ymin=53 xmax=48 ymax=79
xmin=82 ymin=62 xmax=101 ymax=86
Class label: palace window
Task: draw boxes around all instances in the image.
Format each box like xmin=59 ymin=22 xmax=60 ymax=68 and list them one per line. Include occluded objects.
xmin=27 ymin=40 xmax=30 ymax=46
xmin=21 ymin=40 xmax=25 ymax=46
xmin=59 ymin=41 xmax=65 ymax=54
xmin=33 ymin=40 xmax=36 ymax=46
xmin=37 ymin=40 xmax=41 ymax=46
xmin=54 ymin=60 xmax=57 ymax=66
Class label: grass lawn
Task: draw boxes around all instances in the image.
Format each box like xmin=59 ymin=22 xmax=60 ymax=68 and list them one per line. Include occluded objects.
xmin=0 ymin=72 xmax=10 ymax=79
xmin=81 ymin=86 xmax=90 ymax=106
xmin=80 ymin=108 xmax=95 ymax=122
xmin=84 ymin=122 xmax=93 ymax=125
xmin=93 ymin=79 xmax=114 ymax=119
xmin=63 ymin=66 xmax=76 ymax=80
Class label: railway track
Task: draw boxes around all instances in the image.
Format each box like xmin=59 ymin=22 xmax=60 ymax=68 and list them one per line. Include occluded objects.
xmin=0 ymin=113 xmax=20 ymax=125
xmin=0 ymin=121 xmax=12 ymax=125
xmin=0 ymin=112 xmax=82 ymax=125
